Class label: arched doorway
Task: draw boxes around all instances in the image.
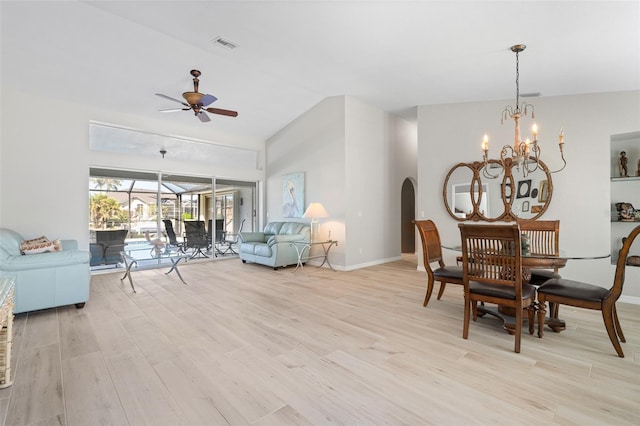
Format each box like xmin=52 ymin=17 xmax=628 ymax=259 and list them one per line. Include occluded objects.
xmin=401 ymin=178 xmax=416 ymax=253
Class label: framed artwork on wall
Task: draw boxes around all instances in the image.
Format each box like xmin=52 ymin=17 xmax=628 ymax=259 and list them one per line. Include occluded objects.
xmin=517 ymin=179 xmax=532 ymax=199
xmin=282 ymin=172 xmax=305 ymax=218
xmin=538 ymin=180 xmax=549 ymax=203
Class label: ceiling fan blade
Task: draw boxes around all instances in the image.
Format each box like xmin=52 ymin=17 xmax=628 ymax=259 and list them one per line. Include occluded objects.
xmin=159 ymin=108 xmax=190 ymax=113
xmin=205 ymin=107 xmax=238 ymax=117
xmin=199 ymin=94 xmax=218 ymax=106
xmin=197 ymin=111 xmax=211 ymax=122
xmin=156 ymin=93 xmax=190 ymax=107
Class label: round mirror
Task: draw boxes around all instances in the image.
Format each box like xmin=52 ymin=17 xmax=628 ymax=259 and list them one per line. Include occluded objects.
xmin=443 ymin=163 xmax=478 ymax=221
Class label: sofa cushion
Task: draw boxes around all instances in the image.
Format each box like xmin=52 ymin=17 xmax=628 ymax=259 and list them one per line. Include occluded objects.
xmin=1 ymin=249 xmax=90 ymax=271
xmin=263 ymin=222 xmax=284 ymax=236
xmin=254 ymin=244 xmax=273 ymax=257
xmin=280 ymin=222 xmax=305 ymax=235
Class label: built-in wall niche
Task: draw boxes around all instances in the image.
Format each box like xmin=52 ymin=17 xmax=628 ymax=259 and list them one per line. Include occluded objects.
xmin=610 ymin=131 xmax=640 ymax=265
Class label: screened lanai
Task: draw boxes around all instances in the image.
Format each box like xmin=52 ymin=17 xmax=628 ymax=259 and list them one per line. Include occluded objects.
xmin=89 ymin=167 xmax=256 ymax=271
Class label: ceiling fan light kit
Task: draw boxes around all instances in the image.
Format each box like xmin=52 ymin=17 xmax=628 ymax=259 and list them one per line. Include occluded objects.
xmin=156 ymin=69 xmax=238 ymax=122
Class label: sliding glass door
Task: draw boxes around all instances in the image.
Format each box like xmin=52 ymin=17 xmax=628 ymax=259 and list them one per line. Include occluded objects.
xmin=89 ymin=168 xmax=257 ymax=271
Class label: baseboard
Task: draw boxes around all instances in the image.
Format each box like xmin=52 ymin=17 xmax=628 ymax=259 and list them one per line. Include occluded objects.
xmin=342 ymin=256 xmax=402 ymax=272
xmin=619 ymin=295 xmax=640 ymax=305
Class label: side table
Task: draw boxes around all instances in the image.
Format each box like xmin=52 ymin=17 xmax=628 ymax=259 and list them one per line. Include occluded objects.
xmin=292 ymin=240 xmax=338 ymax=271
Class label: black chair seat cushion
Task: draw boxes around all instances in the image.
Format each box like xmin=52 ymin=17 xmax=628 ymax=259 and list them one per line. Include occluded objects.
xmin=434 ymin=265 xmax=463 ymax=279
xmin=469 ymin=281 xmax=536 ymax=300
xmin=528 ymin=269 xmax=562 ymax=285
xmin=537 ymin=278 xmax=609 ymax=302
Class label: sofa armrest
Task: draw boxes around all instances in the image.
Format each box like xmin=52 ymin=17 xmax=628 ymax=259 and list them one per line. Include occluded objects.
xmin=238 ymin=232 xmax=266 ymax=243
xmin=61 ymin=240 xmax=78 ymax=251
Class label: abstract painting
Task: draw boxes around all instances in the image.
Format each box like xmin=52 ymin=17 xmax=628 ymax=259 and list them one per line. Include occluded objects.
xmin=282 ymin=172 xmax=305 ymax=218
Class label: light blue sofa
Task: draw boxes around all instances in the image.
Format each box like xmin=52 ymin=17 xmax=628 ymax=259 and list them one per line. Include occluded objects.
xmin=238 ymin=222 xmax=310 ymax=269
xmin=0 ymin=229 xmax=90 ymax=314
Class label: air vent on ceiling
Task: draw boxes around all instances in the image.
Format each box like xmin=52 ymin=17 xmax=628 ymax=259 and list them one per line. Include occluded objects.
xmin=211 ymin=36 xmax=238 ymax=50
xmin=521 ymin=92 xmax=541 ymax=98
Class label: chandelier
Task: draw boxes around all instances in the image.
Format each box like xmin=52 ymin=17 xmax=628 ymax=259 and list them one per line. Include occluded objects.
xmin=482 ymin=44 xmax=566 ymax=178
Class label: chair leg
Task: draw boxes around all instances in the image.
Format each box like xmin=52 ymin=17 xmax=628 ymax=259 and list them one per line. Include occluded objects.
xmin=537 ymin=299 xmax=546 ymax=338
xmin=463 ymin=297 xmax=471 ymax=339
xmin=613 ymin=304 xmax=626 ymax=343
xmin=423 ymin=277 xmax=435 ymax=307
xmin=602 ymin=305 xmax=624 ymax=357
xmin=527 ymin=304 xmax=535 ymax=335
xmin=436 ymin=282 xmax=447 ymax=300
xmin=514 ymin=304 xmax=522 ymax=353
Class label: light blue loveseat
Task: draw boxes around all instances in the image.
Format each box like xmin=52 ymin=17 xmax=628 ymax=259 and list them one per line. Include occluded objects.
xmin=0 ymin=229 xmax=90 ymax=314
xmin=238 ymin=222 xmax=310 ymax=269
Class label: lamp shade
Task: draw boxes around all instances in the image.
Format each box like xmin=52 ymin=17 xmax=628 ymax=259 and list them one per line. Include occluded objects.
xmin=302 ymin=203 xmax=329 ymax=219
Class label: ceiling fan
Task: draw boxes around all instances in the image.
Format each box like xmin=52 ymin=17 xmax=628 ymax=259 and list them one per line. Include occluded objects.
xmin=156 ymin=69 xmax=238 ymax=122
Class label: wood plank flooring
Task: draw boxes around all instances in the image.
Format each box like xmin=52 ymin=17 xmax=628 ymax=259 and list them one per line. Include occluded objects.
xmin=0 ymin=256 xmax=638 ymax=425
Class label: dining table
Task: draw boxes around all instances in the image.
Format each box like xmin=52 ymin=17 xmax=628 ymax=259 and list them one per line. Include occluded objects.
xmin=441 ymin=244 xmax=610 ymax=334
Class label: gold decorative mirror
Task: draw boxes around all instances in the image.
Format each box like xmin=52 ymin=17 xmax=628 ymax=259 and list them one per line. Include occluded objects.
xmin=443 ymin=157 xmax=553 ymax=222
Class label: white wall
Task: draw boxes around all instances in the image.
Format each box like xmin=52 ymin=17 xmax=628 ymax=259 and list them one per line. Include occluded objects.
xmin=0 ymin=88 xmax=265 ymax=248
xmin=266 ymin=95 xmax=417 ymax=270
xmin=266 ymin=96 xmax=347 ymax=266
xmin=417 ymin=90 xmax=640 ymax=301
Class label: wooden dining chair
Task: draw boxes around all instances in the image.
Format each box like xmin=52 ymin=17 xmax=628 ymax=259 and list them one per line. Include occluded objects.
xmin=537 ymin=225 xmax=640 ymax=357
xmin=517 ymin=219 xmax=563 ymax=285
xmin=459 ymin=223 xmax=537 ymax=353
xmin=414 ymin=220 xmax=463 ymax=307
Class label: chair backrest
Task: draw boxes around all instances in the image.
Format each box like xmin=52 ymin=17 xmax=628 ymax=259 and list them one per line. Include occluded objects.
xmin=610 ymin=225 xmax=640 ymax=300
xmin=214 ymin=219 xmax=225 ymax=242
xmin=459 ymin=223 xmax=522 ymax=294
xmin=96 ymin=229 xmax=128 ymax=244
xmin=162 ymin=219 xmax=178 ymax=244
xmin=228 ymin=219 xmax=246 ymax=243
xmin=184 ymin=220 xmax=207 ymax=246
xmin=517 ymin=219 xmax=559 ymax=257
xmin=414 ymin=220 xmax=444 ymax=268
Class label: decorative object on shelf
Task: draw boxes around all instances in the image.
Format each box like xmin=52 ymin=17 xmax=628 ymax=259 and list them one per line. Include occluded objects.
xmin=302 ymin=202 xmax=329 ymax=242
xmin=522 ymin=201 xmax=530 ymax=212
xmin=481 ymin=44 xmax=566 ymax=179
xmin=619 ymin=151 xmax=629 ymax=177
xmin=615 ymin=202 xmax=640 ymax=222
xmin=621 ymin=236 xmax=640 ymax=266
xmin=531 ymin=205 xmax=543 ymax=214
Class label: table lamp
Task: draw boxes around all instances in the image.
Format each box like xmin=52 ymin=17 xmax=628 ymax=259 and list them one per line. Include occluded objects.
xmin=302 ymin=202 xmax=329 ymax=242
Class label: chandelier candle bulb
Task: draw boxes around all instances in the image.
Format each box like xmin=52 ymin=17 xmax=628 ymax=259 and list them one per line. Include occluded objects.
xmin=482 ymin=134 xmax=489 ymax=151
xmin=531 ymin=123 xmax=538 ymax=140
xmin=559 ymin=129 xmax=564 ymax=145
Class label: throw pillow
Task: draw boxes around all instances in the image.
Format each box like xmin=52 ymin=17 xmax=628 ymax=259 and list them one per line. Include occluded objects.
xmin=21 ymin=235 xmax=49 ymax=245
xmin=21 ymin=239 xmax=62 ymax=255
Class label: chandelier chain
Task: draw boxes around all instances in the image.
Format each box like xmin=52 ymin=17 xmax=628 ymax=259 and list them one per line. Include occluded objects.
xmin=515 ymin=50 xmax=520 ymax=110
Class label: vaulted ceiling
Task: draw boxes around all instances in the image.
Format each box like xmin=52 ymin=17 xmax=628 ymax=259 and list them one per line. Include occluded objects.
xmin=2 ymin=1 xmax=638 ymax=141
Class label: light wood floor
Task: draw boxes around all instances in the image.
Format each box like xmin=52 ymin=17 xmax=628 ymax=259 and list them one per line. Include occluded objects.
xmin=1 ymin=256 xmax=638 ymax=425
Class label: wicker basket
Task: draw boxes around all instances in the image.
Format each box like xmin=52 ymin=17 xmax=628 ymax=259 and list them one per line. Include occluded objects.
xmin=0 ymin=276 xmax=15 ymax=388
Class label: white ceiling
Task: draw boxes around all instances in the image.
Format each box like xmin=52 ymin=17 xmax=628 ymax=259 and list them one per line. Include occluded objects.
xmin=2 ymin=1 xmax=639 ymax=141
